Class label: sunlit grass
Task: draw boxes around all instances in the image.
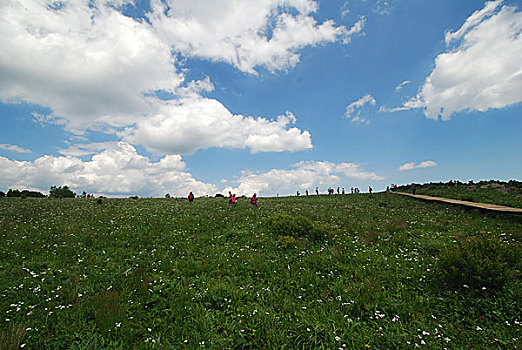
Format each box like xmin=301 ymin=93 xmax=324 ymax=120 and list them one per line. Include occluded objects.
xmin=0 ymin=194 xmax=520 ymax=348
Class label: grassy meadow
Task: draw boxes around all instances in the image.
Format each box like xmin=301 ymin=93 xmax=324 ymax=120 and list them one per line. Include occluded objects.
xmin=0 ymin=193 xmax=521 ymax=349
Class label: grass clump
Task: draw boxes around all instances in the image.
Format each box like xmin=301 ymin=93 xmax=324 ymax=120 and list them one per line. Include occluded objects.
xmin=276 ymin=235 xmax=296 ymax=249
xmin=268 ymin=213 xmax=314 ymax=238
xmin=436 ymin=236 xmax=521 ymax=292
xmin=269 ymin=214 xmax=331 ymax=242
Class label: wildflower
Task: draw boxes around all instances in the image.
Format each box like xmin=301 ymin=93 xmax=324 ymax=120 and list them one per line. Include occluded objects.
xmin=365 ymin=345 xmax=370 ymax=348
xmin=335 ymin=336 xmax=341 ymax=341
xmin=476 ymin=326 xmax=482 ymax=331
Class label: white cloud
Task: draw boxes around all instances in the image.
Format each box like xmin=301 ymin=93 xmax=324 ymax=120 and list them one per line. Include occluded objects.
xmin=0 ymin=0 xmax=323 ymax=154
xmin=148 ymin=0 xmax=364 ymax=73
xmin=404 ymin=1 xmax=522 ymax=120
xmin=398 ymin=160 xmax=437 ymax=171
xmin=0 ymin=0 xmax=182 ymax=132
xmin=223 ymin=160 xmax=384 ymax=196
xmin=0 ymin=142 xmax=217 ymax=197
xmin=58 ymin=142 xmax=123 ymax=157
xmin=345 ymin=94 xmax=376 ymax=124
xmin=0 ymin=143 xmax=31 ymax=153
xmin=395 ymin=80 xmax=410 ymax=92
xmin=120 ymin=98 xmax=313 ymax=155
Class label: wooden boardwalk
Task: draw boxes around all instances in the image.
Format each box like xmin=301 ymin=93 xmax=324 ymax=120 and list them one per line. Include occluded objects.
xmin=397 ymin=192 xmax=522 ymax=215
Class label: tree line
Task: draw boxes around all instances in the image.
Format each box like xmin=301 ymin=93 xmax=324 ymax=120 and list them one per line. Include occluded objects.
xmin=0 ymin=186 xmax=77 ymax=199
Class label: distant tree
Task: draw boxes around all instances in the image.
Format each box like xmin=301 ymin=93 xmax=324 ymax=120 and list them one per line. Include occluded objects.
xmin=165 ymin=193 xmax=171 ymax=199
xmin=6 ymin=189 xmax=21 ymax=197
xmin=49 ymin=185 xmax=76 ymax=198
xmin=81 ymin=191 xmax=87 ymax=198
xmin=21 ymin=190 xmax=45 ymax=198
xmin=0 ymin=191 xmax=5 ymax=198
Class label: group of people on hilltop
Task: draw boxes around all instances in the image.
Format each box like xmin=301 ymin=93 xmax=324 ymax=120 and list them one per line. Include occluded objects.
xmin=387 ymin=184 xmax=398 ymax=192
xmin=187 ymin=191 xmax=258 ymax=207
xmin=187 ymin=185 xmax=378 ymax=204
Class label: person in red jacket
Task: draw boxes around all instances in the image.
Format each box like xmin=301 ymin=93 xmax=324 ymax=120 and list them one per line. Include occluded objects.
xmin=188 ymin=192 xmax=194 ymax=202
xmin=251 ymin=193 xmax=258 ymax=207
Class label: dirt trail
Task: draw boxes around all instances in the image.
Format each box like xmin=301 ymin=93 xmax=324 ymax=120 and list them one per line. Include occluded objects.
xmin=397 ymin=192 xmax=522 ymax=214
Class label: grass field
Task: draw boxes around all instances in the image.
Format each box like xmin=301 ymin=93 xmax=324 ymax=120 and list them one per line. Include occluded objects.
xmin=0 ymin=194 xmax=521 ymax=349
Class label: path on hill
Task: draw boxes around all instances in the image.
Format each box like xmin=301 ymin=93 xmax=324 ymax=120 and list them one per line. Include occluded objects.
xmin=396 ymin=192 xmax=522 ymax=214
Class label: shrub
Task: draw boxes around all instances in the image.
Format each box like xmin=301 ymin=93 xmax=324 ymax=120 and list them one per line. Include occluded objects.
xmin=277 ymin=235 xmax=296 ymax=249
xmin=436 ymin=236 xmax=521 ymax=292
xmin=268 ymin=214 xmax=314 ymax=238
xmin=309 ymin=225 xmax=333 ymax=242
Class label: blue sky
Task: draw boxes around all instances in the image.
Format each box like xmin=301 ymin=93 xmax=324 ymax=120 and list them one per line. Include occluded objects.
xmin=0 ymin=0 xmax=521 ymax=197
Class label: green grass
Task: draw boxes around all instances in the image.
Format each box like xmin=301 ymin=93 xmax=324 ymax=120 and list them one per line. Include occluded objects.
xmin=399 ymin=180 xmax=522 ymax=209
xmin=0 ymin=194 xmax=521 ymax=349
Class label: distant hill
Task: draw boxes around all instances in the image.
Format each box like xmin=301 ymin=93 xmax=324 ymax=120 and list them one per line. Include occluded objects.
xmin=397 ymin=180 xmax=522 ymax=209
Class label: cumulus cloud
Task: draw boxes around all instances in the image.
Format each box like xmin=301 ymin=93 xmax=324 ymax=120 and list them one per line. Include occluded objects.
xmin=149 ymin=0 xmax=364 ymax=73
xmin=0 ymin=142 xmax=217 ymax=197
xmin=398 ymin=160 xmax=437 ymax=171
xmin=0 ymin=0 xmax=181 ymax=132
xmin=223 ymin=160 xmax=384 ymax=196
xmin=0 ymin=143 xmax=31 ymax=153
xmin=345 ymin=94 xmax=376 ymax=124
xmin=121 ymin=98 xmax=312 ymax=154
xmin=404 ymin=0 xmax=522 ymax=120
xmin=0 ymin=0 xmax=330 ymax=154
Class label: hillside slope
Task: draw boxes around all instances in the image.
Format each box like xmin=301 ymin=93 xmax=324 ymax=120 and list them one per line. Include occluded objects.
xmin=398 ymin=180 xmax=522 ymax=209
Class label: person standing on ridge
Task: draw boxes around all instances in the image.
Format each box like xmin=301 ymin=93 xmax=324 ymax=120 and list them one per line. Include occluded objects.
xmin=188 ymin=192 xmax=194 ymax=203
xmin=251 ymin=193 xmax=258 ymax=207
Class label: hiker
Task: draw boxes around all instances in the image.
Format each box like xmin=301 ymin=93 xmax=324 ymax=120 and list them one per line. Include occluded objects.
xmin=342 ymin=187 xmax=345 ymax=195
xmin=337 ymin=187 xmax=340 ymax=194
xmin=228 ymin=191 xmax=233 ymax=204
xmin=297 ymin=191 xmax=300 ymax=196
xmin=230 ymin=194 xmax=237 ymax=205
xmin=305 ymin=189 xmax=309 ymax=196
xmin=412 ymin=184 xmax=416 ymax=195
xmin=188 ymin=192 xmax=194 ymax=203
xmin=369 ymin=186 xmax=372 ymax=194
xmin=251 ymin=193 xmax=258 ymax=207
xmin=316 ymin=187 xmax=319 ymax=195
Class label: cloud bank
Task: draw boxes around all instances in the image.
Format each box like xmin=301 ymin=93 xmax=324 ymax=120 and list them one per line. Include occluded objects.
xmin=0 ymin=143 xmax=384 ymax=197
xmin=224 ymin=160 xmax=384 ymax=196
xmin=0 ymin=142 xmax=217 ymax=197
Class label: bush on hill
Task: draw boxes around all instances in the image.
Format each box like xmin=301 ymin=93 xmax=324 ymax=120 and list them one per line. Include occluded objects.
xmin=436 ymin=236 xmax=521 ymax=293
